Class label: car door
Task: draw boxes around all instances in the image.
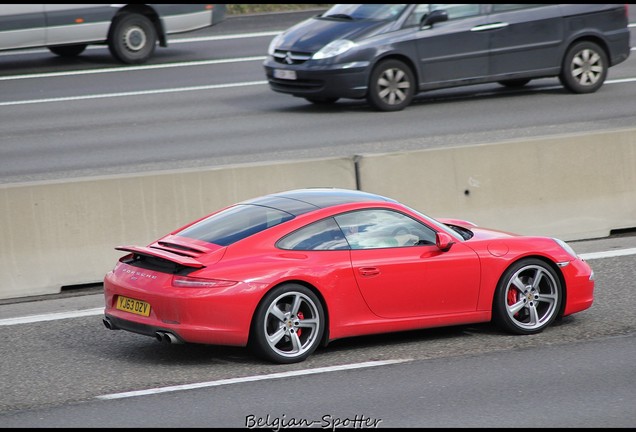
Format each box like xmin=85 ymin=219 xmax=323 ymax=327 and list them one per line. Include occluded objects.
xmin=0 ymin=5 xmax=45 ymax=50
xmin=486 ymin=4 xmax=564 ymax=77
xmin=335 ymin=209 xmax=481 ymax=319
xmin=411 ymin=4 xmax=491 ymax=85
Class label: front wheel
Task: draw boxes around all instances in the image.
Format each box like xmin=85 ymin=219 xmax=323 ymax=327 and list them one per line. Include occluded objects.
xmin=108 ymin=13 xmax=157 ymax=64
xmin=492 ymin=259 xmax=562 ymax=335
xmin=250 ymin=284 xmax=324 ymax=364
xmin=367 ymin=59 xmax=415 ymax=111
xmin=559 ymin=41 xmax=608 ymax=94
xmin=49 ymin=44 xmax=87 ymax=57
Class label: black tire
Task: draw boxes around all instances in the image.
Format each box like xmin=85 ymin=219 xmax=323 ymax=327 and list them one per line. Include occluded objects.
xmin=48 ymin=44 xmax=87 ymax=57
xmin=305 ymin=97 xmax=339 ymax=104
xmin=492 ymin=258 xmax=562 ymax=335
xmin=498 ymin=78 xmax=531 ymax=88
xmin=367 ymin=59 xmax=415 ymax=112
xmin=559 ymin=41 xmax=608 ymax=94
xmin=250 ymin=283 xmax=324 ymax=364
xmin=108 ymin=13 xmax=157 ymax=64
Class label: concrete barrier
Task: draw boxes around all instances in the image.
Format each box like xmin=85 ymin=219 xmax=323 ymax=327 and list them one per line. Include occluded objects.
xmin=1 ymin=128 xmax=635 ymax=300
xmin=0 ymin=158 xmax=357 ymax=300
xmin=358 ymin=127 xmax=636 ymax=241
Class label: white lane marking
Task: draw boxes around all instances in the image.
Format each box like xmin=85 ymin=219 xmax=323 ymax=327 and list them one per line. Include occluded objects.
xmin=0 ymin=80 xmax=268 ymax=107
xmin=0 ymin=307 xmax=104 ymax=326
xmin=0 ymin=56 xmax=267 ymax=81
xmin=0 ymin=247 xmax=634 ymax=327
xmin=96 ymin=359 xmax=412 ymax=400
xmin=579 ymin=247 xmax=636 ymax=261
xmin=1 ymin=76 xmax=635 ymax=108
xmin=170 ymin=31 xmax=281 ymax=43
xmin=0 ymin=31 xmax=281 ymax=58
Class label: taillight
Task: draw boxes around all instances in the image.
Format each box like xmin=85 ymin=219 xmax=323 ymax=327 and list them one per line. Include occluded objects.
xmin=172 ymin=275 xmax=237 ymax=288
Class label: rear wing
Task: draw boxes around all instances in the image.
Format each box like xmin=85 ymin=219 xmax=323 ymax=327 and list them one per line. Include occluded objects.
xmin=115 ymin=245 xmax=205 ymax=268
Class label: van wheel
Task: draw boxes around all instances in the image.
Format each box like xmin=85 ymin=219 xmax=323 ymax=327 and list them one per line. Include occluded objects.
xmin=559 ymin=41 xmax=608 ymax=94
xmin=367 ymin=59 xmax=414 ymax=111
xmin=49 ymin=44 xmax=87 ymax=57
xmin=108 ymin=13 xmax=157 ymax=64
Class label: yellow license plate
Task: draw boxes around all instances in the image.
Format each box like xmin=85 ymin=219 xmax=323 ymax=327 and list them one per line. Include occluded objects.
xmin=116 ymin=296 xmax=151 ymax=317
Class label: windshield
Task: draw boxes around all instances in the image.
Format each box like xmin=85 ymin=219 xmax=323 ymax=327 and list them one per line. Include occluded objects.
xmin=322 ymin=4 xmax=408 ymax=21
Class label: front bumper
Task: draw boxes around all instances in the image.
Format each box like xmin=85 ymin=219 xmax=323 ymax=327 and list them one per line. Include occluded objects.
xmin=562 ymin=258 xmax=595 ymax=316
xmin=263 ymin=58 xmax=370 ymax=99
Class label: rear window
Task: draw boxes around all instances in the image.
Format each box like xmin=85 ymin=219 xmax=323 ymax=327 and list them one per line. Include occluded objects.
xmin=176 ymin=204 xmax=294 ymax=246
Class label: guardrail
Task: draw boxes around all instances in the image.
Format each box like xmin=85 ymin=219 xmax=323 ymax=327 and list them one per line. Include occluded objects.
xmin=1 ymin=128 xmax=635 ymax=300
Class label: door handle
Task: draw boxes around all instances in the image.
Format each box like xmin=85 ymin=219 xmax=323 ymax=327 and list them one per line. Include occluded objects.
xmin=358 ymin=267 xmax=380 ymax=277
xmin=471 ymin=22 xmax=508 ymax=32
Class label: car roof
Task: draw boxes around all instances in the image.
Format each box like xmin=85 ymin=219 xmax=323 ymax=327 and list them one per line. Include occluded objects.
xmin=242 ymin=188 xmax=397 ymax=216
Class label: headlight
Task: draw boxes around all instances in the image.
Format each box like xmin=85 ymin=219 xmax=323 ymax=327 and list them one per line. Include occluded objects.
xmin=553 ymin=238 xmax=578 ymax=259
xmin=312 ymin=39 xmax=356 ymax=60
xmin=267 ymin=34 xmax=282 ymax=56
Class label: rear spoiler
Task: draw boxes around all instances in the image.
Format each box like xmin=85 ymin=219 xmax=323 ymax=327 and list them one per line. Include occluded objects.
xmin=115 ymin=245 xmax=205 ymax=268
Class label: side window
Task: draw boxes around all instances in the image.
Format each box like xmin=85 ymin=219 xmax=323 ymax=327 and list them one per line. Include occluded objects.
xmin=404 ymin=4 xmax=431 ymax=27
xmin=491 ymin=4 xmax=544 ymax=13
xmin=431 ymin=4 xmax=481 ymax=20
xmin=334 ymin=209 xmax=437 ymax=250
xmin=277 ymin=218 xmax=349 ymax=251
xmin=404 ymin=4 xmax=482 ymax=28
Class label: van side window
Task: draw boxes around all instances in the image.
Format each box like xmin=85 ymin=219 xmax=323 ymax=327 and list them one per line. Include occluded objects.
xmin=491 ymin=4 xmax=544 ymax=13
xmin=405 ymin=4 xmax=482 ymax=27
xmin=430 ymin=4 xmax=481 ymax=20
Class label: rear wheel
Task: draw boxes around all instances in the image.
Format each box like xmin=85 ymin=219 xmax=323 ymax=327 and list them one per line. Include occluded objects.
xmin=367 ymin=59 xmax=415 ymax=111
xmin=493 ymin=258 xmax=562 ymax=335
xmin=559 ymin=41 xmax=608 ymax=94
xmin=49 ymin=44 xmax=87 ymax=57
xmin=250 ymin=283 xmax=324 ymax=364
xmin=108 ymin=13 xmax=157 ymax=64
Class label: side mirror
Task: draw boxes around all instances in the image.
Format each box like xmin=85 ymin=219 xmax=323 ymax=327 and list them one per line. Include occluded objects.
xmin=435 ymin=231 xmax=455 ymax=252
xmin=421 ymin=9 xmax=448 ymax=28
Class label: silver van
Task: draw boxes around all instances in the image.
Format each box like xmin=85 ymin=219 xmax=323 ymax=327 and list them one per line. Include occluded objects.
xmin=264 ymin=4 xmax=631 ymax=111
xmin=0 ymin=4 xmax=226 ymax=64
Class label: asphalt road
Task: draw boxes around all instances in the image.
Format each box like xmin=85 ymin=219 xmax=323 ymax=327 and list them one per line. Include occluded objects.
xmin=0 ymin=9 xmax=635 ymax=184
xmin=0 ymin=8 xmax=635 ymax=427
xmin=0 ymin=233 xmax=635 ymax=426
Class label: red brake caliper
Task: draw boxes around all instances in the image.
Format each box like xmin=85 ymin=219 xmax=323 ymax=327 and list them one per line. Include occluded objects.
xmin=296 ymin=311 xmax=304 ymax=337
xmin=507 ymin=287 xmax=520 ymax=317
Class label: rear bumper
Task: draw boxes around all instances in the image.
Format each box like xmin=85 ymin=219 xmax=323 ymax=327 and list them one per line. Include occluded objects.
xmin=103 ymin=270 xmax=266 ymax=346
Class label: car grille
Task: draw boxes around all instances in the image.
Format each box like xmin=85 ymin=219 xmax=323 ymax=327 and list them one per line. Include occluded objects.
xmin=272 ymin=49 xmax=312 ymax=65
xmin=268 ymin=77 xmax=323 ymax=92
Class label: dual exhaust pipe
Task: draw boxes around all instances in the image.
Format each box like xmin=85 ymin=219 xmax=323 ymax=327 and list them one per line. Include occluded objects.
xmin=155 ymin=331 xmax=182 ymax=344
xmin=103 ymin=317 xmax=182 ymax=344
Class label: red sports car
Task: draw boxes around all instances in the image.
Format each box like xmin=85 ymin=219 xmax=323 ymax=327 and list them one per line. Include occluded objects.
xmin=103 ymin=188 xmax=595 ymax=364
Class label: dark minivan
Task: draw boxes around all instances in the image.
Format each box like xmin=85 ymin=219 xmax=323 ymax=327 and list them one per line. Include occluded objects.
xmin=263 ymin=4 xmax=631 ymax=111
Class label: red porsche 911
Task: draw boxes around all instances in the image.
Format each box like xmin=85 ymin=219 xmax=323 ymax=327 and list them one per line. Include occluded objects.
xmin=103 ymin=188 xmax=595 ymax=364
